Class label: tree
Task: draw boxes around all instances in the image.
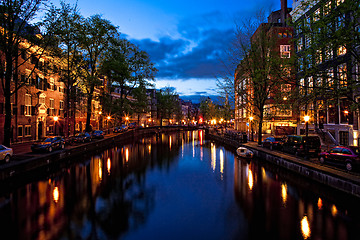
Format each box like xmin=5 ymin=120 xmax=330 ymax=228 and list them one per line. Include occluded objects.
xmin=199 ymin=97 xmax=218 ymax=122
xmin=76 ymin=15 xmax=117 ymax=132
xmin=0 ymin=0 xmax=51 ymax=146
xmin=233 ymin=10 xmax=294 ymax=144
xmin=292 ymin=0 xmax=360 ymax=128
xmin=44 ymin=1 xmax=82 ymax=137
xmin=156 ymin=87 xmax=181 ymax=127
xmin=100 ymin=37 xmax=157 ymax=124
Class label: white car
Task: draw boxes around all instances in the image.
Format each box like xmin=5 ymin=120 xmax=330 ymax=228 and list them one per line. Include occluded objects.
xmin=0 ymin=145 xmax=13 ymax=163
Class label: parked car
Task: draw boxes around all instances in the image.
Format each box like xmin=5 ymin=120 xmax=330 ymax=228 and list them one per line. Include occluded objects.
xmin=114 ymin=125 xmax=128 ymax=133
xmin=91 ymin=130 xmax=104 ymax=139
xmin=73 ymin=132 xmax=92 ymax=143
xmin=31 ymin=136 xmax=65 ymax=153
xmin=319 ymin=146 xmax=360 ymax=171
xmin=282 ymin=135 xmax=321 ymax=157
xmin=261 ymin=136 xmax=284 ymax=150
xmin=0 ymin=145 xmax=13 ymax=162
xmin=128 ymin=122 xmax=138 ymax=129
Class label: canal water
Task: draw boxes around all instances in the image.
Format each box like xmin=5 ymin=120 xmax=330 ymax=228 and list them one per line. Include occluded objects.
xmin=0 ymin=130 xmax=360 ymax=240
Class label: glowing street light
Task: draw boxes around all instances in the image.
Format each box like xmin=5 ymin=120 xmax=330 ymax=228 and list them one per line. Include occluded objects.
xmin=249 ymin=116 xmax=254 ymax=141
xmin=53 ymin=116 xmax=59 ymax=135
xmin=304 ymin=115 xmax=310 ymax=159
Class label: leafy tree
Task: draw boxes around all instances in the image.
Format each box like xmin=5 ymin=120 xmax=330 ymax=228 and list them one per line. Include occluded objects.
xmin=199 ymin=97 xmax=218 ymax=121
xmin=233 ymin=11 xmax=294 ymax=144
xmin=76 ymin=15 xmax=117 ymax=132
xmin=156 ymin=87 xmax=181 ymax=127
xmin=44 ymin=1 xmax=82 ymax=136
xmin=292 ymin=0 xmax=360 ymax=127
xmin=0 ymin=0 xmax=52 ymax=146
xmin=100 ymin=37 xmax=157 ymax=124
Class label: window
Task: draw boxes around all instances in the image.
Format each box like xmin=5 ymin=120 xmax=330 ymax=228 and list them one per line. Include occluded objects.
xmin=315 ymin=49 xmax=323 ymax=64
xmin=280 ymin=45 xmax=291 ymax=58
xmin=24 ymin=125 xmax=31 ymax=136
xmin=300 ymin=78 xmax=305 ymax=95
xmin=313 ymin=8 xmax=320 ymax=22
xmin=49 ymin=98 xmax=55 ymax=116
xmin=326 ymin=68 xmax=334 ymax=88
xmin=338 ymin=63 xmax=347 ymax=87
xmin=325 ymin=46 xmax=333 ymax=60
xmin=39 ymin=95 xmax=45 ymax=105
xmin=336 ymin=0 xmax=344 ymax=6
xmin=25 ymin=94 xmax=31 ymax=116
xmin=18 ymin=125 xmax=23 ymax=137
xmin=298 ymin=57 xmax=303 ymax=71
xmin=308 ymin=77 xmax=313 ymax=94
xmin=324 ymin=1 xmax=332 ymax=16
xmin=354 ymin=63 xmax=360 ymax=81
xmin=305 ymin=35 xmax=311 ymax=48
xmin=337 ymin=45 xmax=347 ymax=56
xmin=49 ymin=78 xmax=55 ymax=91
xmin=336 ymin=14 xmax=345 ymax=30
xmin=297 ymin=38 xmax=303 ymax=52
xmin=60 ymin=100 xmax=64 ymax=115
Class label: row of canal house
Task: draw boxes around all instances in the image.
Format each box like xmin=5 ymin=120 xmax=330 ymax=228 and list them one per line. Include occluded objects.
xmin=0 ymin=30 xmax=159 ymax=144
xmin=235 ymin=0 xmax=360 ymax=147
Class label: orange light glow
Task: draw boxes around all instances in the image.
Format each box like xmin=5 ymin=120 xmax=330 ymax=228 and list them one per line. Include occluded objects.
xmin=248 ymin=169 xmax=254 ymax=190
xmin=107 ymin=158 xmax=111 ymax=174
xmin=317 ymin=198 xmax=323 ymax=210
xmin=301 ymin=216 xmax=311 ymax=239
xmin=53 ymin=187 xmax=59 ymax=203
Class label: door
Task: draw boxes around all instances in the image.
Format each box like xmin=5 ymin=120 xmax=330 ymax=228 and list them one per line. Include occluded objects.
xmin=38 ymin=121 xmax=43 ymax=140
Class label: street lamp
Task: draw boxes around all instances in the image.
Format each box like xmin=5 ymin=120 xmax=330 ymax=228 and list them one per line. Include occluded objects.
xmin=304 ymin=115 xmax=310 ymax=159
xmin=53 ymin=116 xmax=59 ymax=135
xmin=249 ymin=116 xmax=254 ymax=141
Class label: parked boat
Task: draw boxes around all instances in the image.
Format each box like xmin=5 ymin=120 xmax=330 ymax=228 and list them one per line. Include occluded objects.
xmin=236 ymin=146 xmax=253 ymax=159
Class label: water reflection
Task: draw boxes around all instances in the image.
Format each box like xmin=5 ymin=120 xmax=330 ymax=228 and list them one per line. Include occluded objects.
xmin=301 ymin=216 xmax=311 ymax=239
xmin=0 ymin=130 xmax=359 ymax=240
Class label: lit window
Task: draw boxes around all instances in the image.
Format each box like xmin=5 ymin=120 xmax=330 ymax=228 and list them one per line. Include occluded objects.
xmin=316 ymin=49 xmax=323 ymax=64
xmin=337 ymin=46 xmax=347 ymax=56
xmin=336 ymin=0 xmax=344 ymax=6
xmin=50 ymin=98 xmax=55 ymax=116
xmin=280 ymin=45 xmax=291 ymax=58
xmin=324 ymin=1 xmax=332 ymax=15
xmin=25 ymin=94 xmax=31 ymax=116
xmin=314 ymin=9 xmax=320 ymax=22
xmin=338 ymin=63 xmax=347 ymax=87
xmin=326 ymin=68 xmax=334 ymax=88
xmin=49 ymin=78 xmax=55 ymax=91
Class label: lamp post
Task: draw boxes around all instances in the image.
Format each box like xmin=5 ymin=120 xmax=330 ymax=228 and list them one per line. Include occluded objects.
xmin=53 ymin=116 xmax=59 ymax=135
xmin=106 ymin=116 xmax=111 ymax=134
xmin=249 ymin=116 xmax=254 ymax=141
xmin=304 ymin=115 xmax=310 ymax=159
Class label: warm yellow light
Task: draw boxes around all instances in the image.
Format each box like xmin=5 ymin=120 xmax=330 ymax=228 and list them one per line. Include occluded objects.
xmin=283 ymin=97 xmax=287 ymax=100
xmin=125 ymin=116 xmax=129 ymax=121
xmin=249 ymin=116 xmax=254 ymax=121
xmin=281 ymin=183 xmax=287 ymax=205
xmin=304 ymin=115 xmax=310 ymax=122
xmin=53 ymin=116 xmax=59 ymax=122
xmin=107 ymin=116 xmax=111 ymax=120
xmin=148 ymin=118 xmax=152 ymax=122
xmin=53 ymin=187 xmax=59 ymax=203
xmin=344 ymin=110 xmax=349 ymax=115
xmin=99 ymin=111 xmax=102 ymax=115
xmin=248 ymin=169 xmax=254 ymax=190
xmin=317 ymin=198 xmax=323 ymax=210
xmin=301 ymin=216 xmax=311 ymax=239
xmin=107 ymin=158 xmax=111 ymax=174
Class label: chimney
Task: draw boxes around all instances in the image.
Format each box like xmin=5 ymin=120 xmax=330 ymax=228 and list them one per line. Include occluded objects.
xmin=281 ymin=0 xmax=287 ymax=26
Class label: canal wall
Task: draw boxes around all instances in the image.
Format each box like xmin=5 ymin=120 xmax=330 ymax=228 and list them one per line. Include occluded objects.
xmin=206 ymin=132 xmax=360 ymax=198
xmin=0 ymin=126 xmax=198 ymax=182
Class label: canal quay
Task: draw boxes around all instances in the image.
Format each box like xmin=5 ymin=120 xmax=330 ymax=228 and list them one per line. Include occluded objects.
xmin=0 ymin=128 xmax=360 ymax=240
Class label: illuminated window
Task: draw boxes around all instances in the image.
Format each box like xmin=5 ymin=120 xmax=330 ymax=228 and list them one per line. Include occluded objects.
xmin=308 ymin=77 xmax=313 ymax=94
xmin=313 ymin=8 xmax=320 ymax=22
xmin=25 ymin=94 xmax=31 ymax=116
xmin=316 ymin=49 xmax=323 ymax=64
xmin=49 ymin=78 xmax=55 ymax=91
xmin=280 ymin=45 xmax=291 ymax=58
xmin=337 ymin=45 xmax=347 ymax=56
xmin=324 ymin=1 xmax=332 ymax=15
xmin=336 ymin=0 xmax=344 ymax=6
xmin=49 ymin=98 xmax=55 ymax=116
xmin=297 ymin=38 xmax=303 ymax=52
xmin=325 ymin=46 xmax=333 ymax=60
xmin=338 ymin=63 xmax=347 ymax=87
xmin=326 ymin=68 xmax=334 ymax=88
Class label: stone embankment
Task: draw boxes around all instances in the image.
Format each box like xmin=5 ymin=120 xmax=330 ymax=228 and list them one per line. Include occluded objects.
xmin=206 ymin=130 xmax=360 ymax=198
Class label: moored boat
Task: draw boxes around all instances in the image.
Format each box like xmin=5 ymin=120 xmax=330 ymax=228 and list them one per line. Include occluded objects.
xmin=236 ymin=146 xmax=253 ymax=159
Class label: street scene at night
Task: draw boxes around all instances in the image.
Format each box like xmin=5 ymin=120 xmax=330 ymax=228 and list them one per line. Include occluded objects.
xmin=1 ymin=0 xmax=360 ymax=239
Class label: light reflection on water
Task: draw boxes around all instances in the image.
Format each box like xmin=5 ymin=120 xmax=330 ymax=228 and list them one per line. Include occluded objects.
xmin=0 ymin=130 xmax=359 ymax=239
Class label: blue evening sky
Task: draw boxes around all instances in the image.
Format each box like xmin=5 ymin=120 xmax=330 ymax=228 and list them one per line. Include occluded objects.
xmin=52 ymin=0 xmax=291 ymax=101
